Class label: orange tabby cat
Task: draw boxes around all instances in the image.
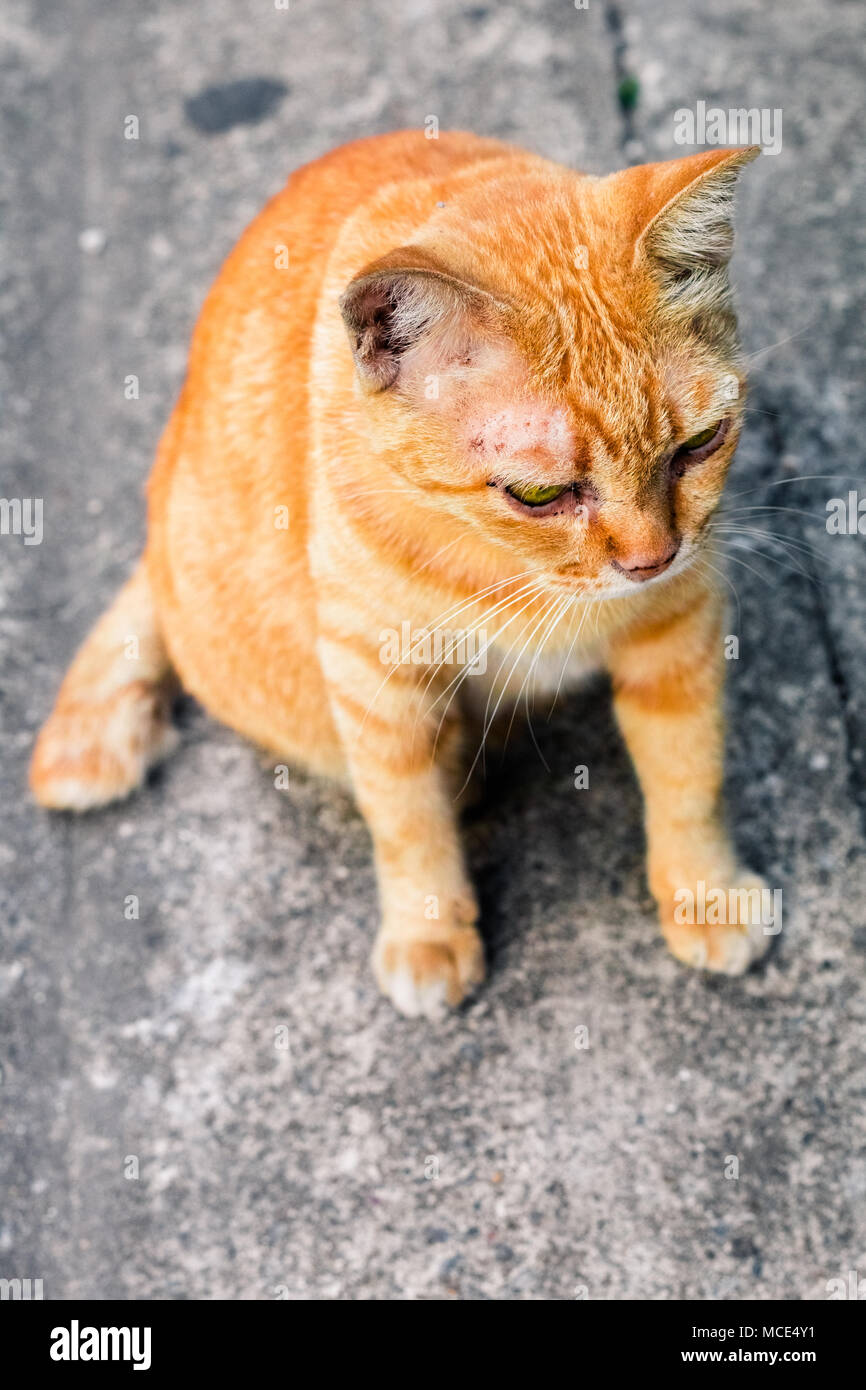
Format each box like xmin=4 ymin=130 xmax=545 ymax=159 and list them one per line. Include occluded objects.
xmin=31 ymin=130 xmax=772 ymax=1018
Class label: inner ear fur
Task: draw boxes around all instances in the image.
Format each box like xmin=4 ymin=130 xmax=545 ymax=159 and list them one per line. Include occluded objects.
xmin=339 ymin=246 xmax=500 ymax=391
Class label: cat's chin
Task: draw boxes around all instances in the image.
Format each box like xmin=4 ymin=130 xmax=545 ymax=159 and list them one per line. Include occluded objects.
xmin=545 ymin=573 xmax=679 ymax=602
xmin=543 ymin=576 xmax=621 ymax=601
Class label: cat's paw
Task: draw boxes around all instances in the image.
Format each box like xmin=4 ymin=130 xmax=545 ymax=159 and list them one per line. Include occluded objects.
xmin=372 ymin=922 xmax=485 ymax=1020
xmin=660 ymin=873 xmax=778 ymax=976
xmin=30 ymin=682 xmax=178 ymax=811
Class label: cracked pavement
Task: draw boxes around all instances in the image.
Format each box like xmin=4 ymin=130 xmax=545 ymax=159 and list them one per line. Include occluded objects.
xmin=1 ymin=0 xmax=865 ymax=1299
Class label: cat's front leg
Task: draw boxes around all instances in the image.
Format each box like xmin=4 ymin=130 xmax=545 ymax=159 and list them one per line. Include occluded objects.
xmin=607 ymin=590 xmax=775 ymax=975
xmin=320 ymin=637 xmax=484 ymax=1019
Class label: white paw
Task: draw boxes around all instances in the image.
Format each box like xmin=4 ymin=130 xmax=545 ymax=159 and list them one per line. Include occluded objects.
xmin=372 ymin=924 xmax=485 ymax=1020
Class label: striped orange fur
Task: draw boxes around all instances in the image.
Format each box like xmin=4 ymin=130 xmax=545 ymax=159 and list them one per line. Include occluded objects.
xmin=31 ymin=130 xmax=771 ymax=1016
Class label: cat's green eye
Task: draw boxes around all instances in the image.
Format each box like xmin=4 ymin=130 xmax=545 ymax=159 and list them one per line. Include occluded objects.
xmin=681 ymin=423 xmax=720 ymax=451
xmin=506 ymin=482 xmax=569 ymax=507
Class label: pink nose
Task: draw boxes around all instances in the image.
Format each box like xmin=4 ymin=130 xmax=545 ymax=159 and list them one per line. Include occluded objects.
xmin=612 ymin=543 xmax=680 ymax=582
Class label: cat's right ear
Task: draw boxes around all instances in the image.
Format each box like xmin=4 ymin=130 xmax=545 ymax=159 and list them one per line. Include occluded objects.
xmin=339 ymin=247 xmax=497 ymax=392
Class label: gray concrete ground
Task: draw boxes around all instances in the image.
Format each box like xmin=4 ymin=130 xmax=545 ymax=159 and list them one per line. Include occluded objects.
xmin=1 ymin=0 xmax=864 ymax=1300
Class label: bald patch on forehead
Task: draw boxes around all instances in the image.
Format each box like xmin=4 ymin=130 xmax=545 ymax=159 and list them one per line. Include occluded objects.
xmin=461 ymin=401 xmax=575 ymax=466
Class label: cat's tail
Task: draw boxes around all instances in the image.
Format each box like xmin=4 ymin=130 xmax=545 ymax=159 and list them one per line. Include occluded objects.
xmin=30 ymin=558 xmax=179 ymax=811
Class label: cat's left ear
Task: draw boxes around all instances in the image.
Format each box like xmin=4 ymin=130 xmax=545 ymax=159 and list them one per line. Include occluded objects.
xmin=619 ymin=146 xmax=759 ymax=264
xmin=339 ymin=246 xmax=498 ymax=392
xmin=615 ymin=147 xmax=760 ymax=323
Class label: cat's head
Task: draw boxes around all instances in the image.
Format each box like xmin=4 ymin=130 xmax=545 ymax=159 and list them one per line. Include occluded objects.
xmin=339 ymin=146 xmax=759 ymax=598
